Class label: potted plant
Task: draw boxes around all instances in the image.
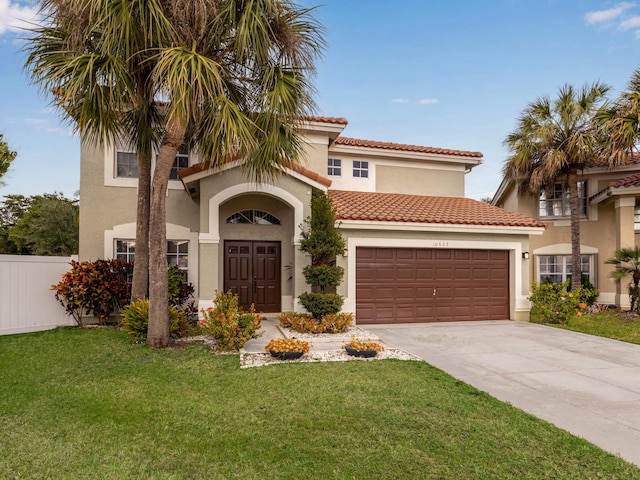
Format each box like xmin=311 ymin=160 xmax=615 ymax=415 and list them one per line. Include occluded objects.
xmin=344 ymin=338 xmax=384 ymax=358
xmin=265 ymin=338 xmax=311 ymax=360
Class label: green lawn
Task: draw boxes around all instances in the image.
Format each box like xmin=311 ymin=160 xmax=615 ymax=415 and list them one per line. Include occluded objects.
xmin=1 ymin=328 xmax=638 ymax=479
xmin=533 ymin=309 xmax=640 ymax=345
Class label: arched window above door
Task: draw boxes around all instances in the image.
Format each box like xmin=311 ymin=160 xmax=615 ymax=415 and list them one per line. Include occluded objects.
xmin=226 ymin=209 xmax=281 ymax=225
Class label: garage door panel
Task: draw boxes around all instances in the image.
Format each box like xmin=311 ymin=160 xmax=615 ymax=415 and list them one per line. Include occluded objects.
xmin=357 ymin=247 xmax=509 ymax=324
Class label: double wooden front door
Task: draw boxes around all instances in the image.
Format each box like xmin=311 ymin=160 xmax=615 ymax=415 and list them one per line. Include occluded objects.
xmin=224 ymin=241 xmax=281 ymax=313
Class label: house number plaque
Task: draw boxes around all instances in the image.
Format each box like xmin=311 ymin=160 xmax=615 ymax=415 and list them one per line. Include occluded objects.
xmin=432 ymin=241 xmax=449 ymax=247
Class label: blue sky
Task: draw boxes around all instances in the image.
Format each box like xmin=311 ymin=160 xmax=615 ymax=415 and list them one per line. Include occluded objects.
xmin=1 ymin=0 xmax=640 ymax=200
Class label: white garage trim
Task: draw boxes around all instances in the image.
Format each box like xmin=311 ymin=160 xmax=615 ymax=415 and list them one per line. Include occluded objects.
xmin=344 ymin=237 xmax=528 ymax=321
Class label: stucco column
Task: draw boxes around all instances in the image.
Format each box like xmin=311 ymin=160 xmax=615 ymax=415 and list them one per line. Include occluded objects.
xmin=198 ymin=241 xmax=219 ymax=311
xmin=614 ymin=197 xmax=635 ymax=308
xmin=293 ymin=244 xmax=310 ymax=312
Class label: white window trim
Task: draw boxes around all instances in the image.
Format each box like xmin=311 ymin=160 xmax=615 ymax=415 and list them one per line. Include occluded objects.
xmin=536 ymin=254 xmax=596 ymax=286
xmin=328 ymin=158 xmax=342 ymax=177
xmin=105 ymin=222 xmax=199 ymax=295
xmin=104 ymin=141 xmax=196 ymax=190
xmin=352 ymin=160 xmax=369 ymax=179
xmin=538 ymin=181 xmax=588 ymax=219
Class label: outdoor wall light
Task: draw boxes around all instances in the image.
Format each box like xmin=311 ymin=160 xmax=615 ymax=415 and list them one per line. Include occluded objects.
xmin=522 ymin=252 xmax=530 ymax=259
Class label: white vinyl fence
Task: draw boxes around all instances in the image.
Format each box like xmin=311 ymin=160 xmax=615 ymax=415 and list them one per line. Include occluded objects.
xmin=0 ymin=255 xmax=77 ymax=335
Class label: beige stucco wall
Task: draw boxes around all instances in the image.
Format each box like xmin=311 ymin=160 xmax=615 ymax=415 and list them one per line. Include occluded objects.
xmin=502 ymin=177 xmax=638 ymax=305
xmin=195 ymin=167 xmax=316 ymax=310
xmin=375 ymin=165 xmax=464 ymax=197
xmin=79 ymin=139 xmax=200 ymax=290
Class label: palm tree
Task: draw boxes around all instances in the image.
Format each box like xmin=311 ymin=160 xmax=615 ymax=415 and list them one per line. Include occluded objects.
xmin=503 ymin=83 xmax=612 ymax=290
xmin=597 ymin=68 xmax=640 ymax=163
xmin=605 ymin=247 xmax=640 ymax=313
xmin=26 ymin=0 xmax=324 ymax=348
xmin=26 ymin=0 xmax=167 ymax=302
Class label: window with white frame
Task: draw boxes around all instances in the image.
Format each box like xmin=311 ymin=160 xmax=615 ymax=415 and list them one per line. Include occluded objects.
xmin=539 ymin=181 xmax=587 ymax=218
xmin=635 ymin=201 xmax=640 ymax=231
xmin=115 ymin=239 xmax=136 ymax=262
xmin=327 ymin=158 xmax=341 ymax=176
xmin=537 ymin=254 xmax=595 ymax=285
xmin=226 ymin=210 xmax=280 ymax=225
xmin=116 ymin=152 xmax=138 ymax=178
xmin=115 ymin=239 xmax=189 ymax=277
xmin=353 ymin=160 xmax=369 ymax=178
xmin=169 ymin=150 xmax=189 ymax=180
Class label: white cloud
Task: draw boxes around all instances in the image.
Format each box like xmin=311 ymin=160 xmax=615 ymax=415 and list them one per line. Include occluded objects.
xmin=585 ymin=2 xmax=635 ymax=25
xmin=417 ymin=98 xmax=439 ymax=105
xmin=619 ymin=15 xmax=640 ymax=29
xmin=391 ymin=98 xmax=409 ymax=103
xmin=0 ymin=0 xmax=40 ymax=35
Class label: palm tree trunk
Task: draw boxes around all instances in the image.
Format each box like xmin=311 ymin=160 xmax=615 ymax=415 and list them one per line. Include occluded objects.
xmin=567 ymin=169 xmax=582 ymax=291
xmin=131 ymin=152 xmax=151 ymax=301
xmin=147 ymin=119 xmax=187 ymax=348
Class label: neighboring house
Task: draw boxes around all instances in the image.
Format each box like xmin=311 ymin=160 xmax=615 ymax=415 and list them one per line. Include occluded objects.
xmin=79 ymin=116 xmax=544 ymax=324
xmin=492 ymin=158 xmax=640 ymax=308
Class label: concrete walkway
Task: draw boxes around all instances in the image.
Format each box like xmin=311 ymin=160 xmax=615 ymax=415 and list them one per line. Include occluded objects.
xmin=364 ymin=320 xmax=640 ymax=467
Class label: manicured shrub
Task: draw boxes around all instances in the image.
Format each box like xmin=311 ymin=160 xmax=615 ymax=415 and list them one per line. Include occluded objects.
xmin=529 ymin=280 xmax=587 ymax=324
xmin=320 ymin=312 xmax=354 ymax=333
xmin=200 ymin=290 xmax=261 ymax=351
xmin=344 ymin=338 xmax=384 ymax=353
xmin=302 ymin=264 xmax=344 ymax=289
xmin=297 ymin=292 xmax=344 ymax=320
xmin=121 ymin=299 xmax=192 ymax=342
xmin=279 ymin=311 xmax=353 ymax=334
xmin=298 ymin=191 xmax=348 ymax=319
xmin=265 ymin=338 xmax=310 ymax=354
xmin=52 ymin=259 xmax=133 ymax=325
xmin=299 ymin=191 xmax=346 ymax=264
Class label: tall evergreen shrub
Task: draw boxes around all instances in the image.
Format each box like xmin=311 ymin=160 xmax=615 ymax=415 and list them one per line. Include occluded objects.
xmin=298 ymin=191 xmax=346 ymax=318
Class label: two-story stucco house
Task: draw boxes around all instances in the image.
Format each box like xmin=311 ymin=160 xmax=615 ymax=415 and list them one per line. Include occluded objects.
xmin=492 ymin=157 xmax=640 ymax=308
xmin=79 ymin=116 xmax=544 ymax=324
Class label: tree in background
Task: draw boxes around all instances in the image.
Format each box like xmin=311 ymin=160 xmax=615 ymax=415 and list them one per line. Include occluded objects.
xmin=0 ymin=133 xmax=16 ymax=186
xmin=26 ymin=0 xmax=324 ymax=348
xmin=503 ymin=83 xmax=616 ymax=291
xmin=0 ymin=193 xmax=78 ymax=255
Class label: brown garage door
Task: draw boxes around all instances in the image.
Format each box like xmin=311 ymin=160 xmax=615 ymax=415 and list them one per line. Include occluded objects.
xmin=356 ymin=248 xmax=509 ymax=324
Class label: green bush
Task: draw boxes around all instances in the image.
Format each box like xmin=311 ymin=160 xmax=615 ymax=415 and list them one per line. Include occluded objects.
xmin=298 ymin=292 xmax=344 ymax=320
xmin=568 ymin=274 xmax=599 ymax=306
xmin=278 ymin=311 xmax=353 ymax=334
xmin=52 ymin=259 xmax=133 ymax=326
xmin=199 ymin=290 xmax=261 ymax=351
xmin=121 ymin=299 xmax=192 ymax=342
xmin=302 ymin=264 xmax=344 ymax=290
xmin=528 ymin=280 xmax=585 ymax=325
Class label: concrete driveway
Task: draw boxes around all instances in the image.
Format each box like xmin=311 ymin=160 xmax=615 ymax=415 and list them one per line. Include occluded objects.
xmin=364 ymin=320 xmax=640 ymax=467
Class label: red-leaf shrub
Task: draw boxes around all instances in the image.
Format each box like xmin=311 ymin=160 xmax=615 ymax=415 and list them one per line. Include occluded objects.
xmin=52 ymin=259 xmax=133 ymax=325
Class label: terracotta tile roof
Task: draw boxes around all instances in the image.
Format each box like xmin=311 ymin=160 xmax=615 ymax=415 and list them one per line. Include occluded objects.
xmin=178 ymin=162 xmax=207 ymax=178
xmin=609 ymin=173 xmax=640 ymax=189
xmin=329 ymin=190 xmax=545 ymax=228
xmin=332 ymin=137 xmax=483 ymax=158
xmin=289 ymin=163 xmax=332 ymax=187
xmin=304 ymin=116 xmax=349 ymax=125
xmin=593 ymin=152 xmax=640 ymax=167
xmin=178 ymin=161 xmax=331 ymax=187
xmin=590 ymin=171 xmax=640 ymax=201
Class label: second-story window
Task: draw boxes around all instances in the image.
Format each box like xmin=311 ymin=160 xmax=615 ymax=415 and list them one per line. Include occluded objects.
xmin=168 ymin=149 xmax=189 ymax=180
xmin=328 ymin=158 xmax=341 ymax=176
xmin=353 ymin=160 xmax=369 ymax=178
xmin=116 ymin=152 xmax=138 ymax=178
xmin=539 ymin=181 xmax=587 ymax=218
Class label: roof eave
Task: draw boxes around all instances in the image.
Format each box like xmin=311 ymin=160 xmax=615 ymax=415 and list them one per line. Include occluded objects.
xmin=337 ymin=219 xmax=546 ymax=235
xmin=590 ymin=186 xmax=640 ymax=205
